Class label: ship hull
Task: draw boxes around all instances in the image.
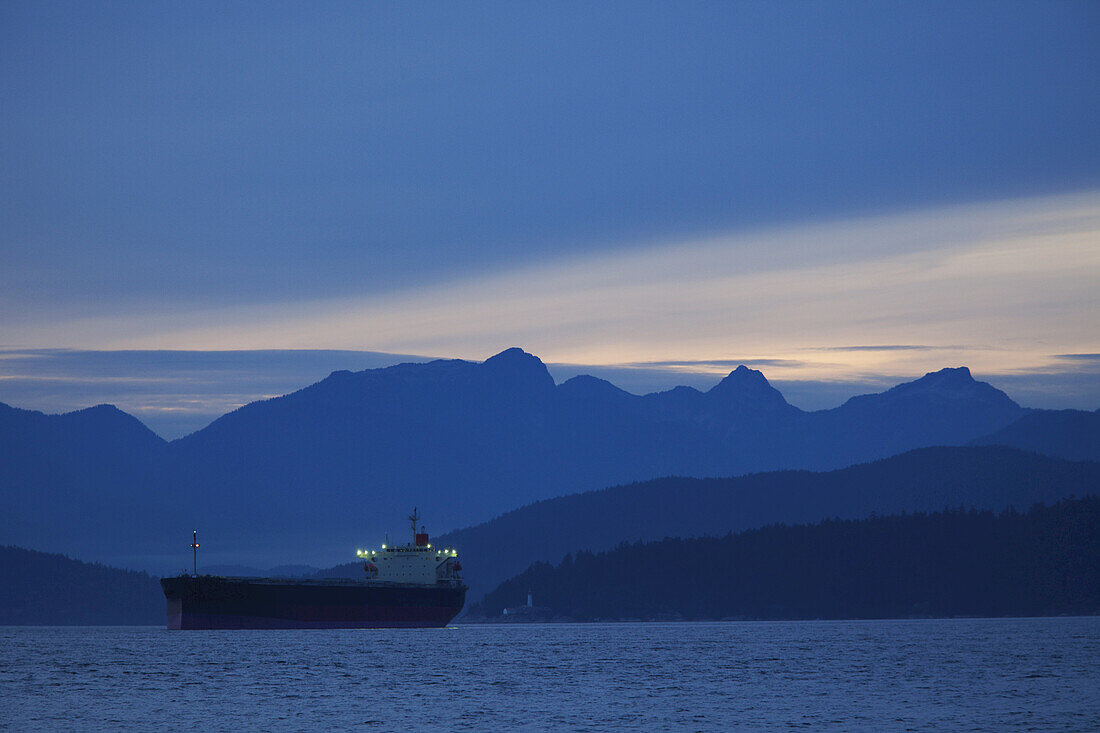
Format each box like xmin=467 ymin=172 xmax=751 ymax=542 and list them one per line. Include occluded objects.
xmin=160 ymin=576 xmax=466 ymax=630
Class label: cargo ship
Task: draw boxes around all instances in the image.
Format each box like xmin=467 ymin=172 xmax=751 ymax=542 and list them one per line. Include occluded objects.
xmin=160 ymin=510 xmax=466 ymax=629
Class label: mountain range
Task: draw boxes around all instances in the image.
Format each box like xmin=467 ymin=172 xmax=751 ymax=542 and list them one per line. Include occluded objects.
xmin=1 ymin=348 xmax=1095 ymax=571
xmin=423 ymin=446 xmax=1100 ymax=599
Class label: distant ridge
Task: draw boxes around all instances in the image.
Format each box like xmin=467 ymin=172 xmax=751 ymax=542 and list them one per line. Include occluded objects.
xmin=0 ymin=545 xmax=162 ymax=625
xmin=971 ymin=408 xmax=1100 ymax=462
xmin=471 ymin=496 xmax=1100 ymax=621
xmin=350 ymin=446 xmax=1100 ymax=599
xmin=0 ymin=401 xmax=165 ymax=454
xmin=1 ymin=348 xmax=1094 ymax=568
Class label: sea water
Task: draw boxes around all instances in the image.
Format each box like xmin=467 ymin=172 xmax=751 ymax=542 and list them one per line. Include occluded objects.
xmin=1 ymin=617 xmax=1097 ymax=731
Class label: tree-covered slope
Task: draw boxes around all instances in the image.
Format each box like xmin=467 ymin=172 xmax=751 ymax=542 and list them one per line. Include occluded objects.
xmin=473 ymin=497 xmax=1100 ymax=621
xmin=378 ymin=447 xmax=1100 ymax=600
xmin=0 ymin=545 xmax=163 ymax=625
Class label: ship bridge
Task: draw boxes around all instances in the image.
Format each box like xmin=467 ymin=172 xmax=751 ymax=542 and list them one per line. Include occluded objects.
xmin=356 ymin=509 xmax=462 ymax=586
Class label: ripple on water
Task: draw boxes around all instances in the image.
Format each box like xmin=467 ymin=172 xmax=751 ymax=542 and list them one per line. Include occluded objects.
xmin=0 ymin=618 xmax=1098 ymax=731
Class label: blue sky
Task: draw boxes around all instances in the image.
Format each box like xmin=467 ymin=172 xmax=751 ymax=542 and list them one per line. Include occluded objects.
xmin=2 ymin=1 xmax=1098 ymax=436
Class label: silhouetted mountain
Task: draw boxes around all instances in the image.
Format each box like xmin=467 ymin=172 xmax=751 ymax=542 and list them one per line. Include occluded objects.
xmin=0 ymin=403 xmax=166 ymax=558
xmin=3 ymin=349 xmax=1086 ymax=569
xmin=150 ymin=352 xmax=1036 ymax=566
xmin=707 ymin=364 xmax=794 ymax=412
xmin=790 ymin=367 xmax=1028 ymax=468
xmin=0 ymin=545 xmax=162 ymax=625
xmin=971 ymin=409 xmax=1100 ymax=462
xmin=0 ymin=402 xmax=165 ymax=465
xmin=345 ymin=447 xmax=1100 ymax=600
xmin=471 ymin=497 xmax=1100 ymax=621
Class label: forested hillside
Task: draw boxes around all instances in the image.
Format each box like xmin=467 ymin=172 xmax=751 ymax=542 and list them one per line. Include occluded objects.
xmin=425 ymin=446 xmax=1100 ymax=599
xmin=472 ymin=497 xmax=1100 ymax=621
xmin=0 ymin=546 xmax=162 ymax=625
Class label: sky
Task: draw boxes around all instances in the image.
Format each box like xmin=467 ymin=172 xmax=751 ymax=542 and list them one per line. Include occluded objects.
xmin=2 ymin=1 xmax=1098 ymax=438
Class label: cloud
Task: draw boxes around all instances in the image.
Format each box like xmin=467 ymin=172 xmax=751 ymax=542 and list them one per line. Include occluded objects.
xmin=815 ymin=345 xmax=944 ymax=352
xmin=0 ymin=349 xmax=430 ymax=438
xmin=1052 ymin=353 xmax=1100 ymax=362
xmin=618 ymin=358 xmax=811 ymax=370
xmin=5 ymin=190 xmax=1099 ymax=405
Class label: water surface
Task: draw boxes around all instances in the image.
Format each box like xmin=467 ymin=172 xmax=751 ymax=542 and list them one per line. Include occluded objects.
xmin=2 ymin=618 xmax=1098 ymax=730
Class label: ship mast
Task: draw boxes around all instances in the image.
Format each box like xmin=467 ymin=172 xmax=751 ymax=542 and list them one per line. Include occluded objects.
xmin=408 ymin=507 xmax=421 ymax=544
xmin=190 ymin=530 xmax=199 ymax=576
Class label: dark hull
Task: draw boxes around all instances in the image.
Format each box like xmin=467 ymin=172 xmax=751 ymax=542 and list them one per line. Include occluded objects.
xmin=160 ymin=576 xmax=466 ymax=630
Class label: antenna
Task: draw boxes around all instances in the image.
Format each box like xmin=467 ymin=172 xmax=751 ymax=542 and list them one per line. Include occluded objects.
xmin=190 ymin=530 xmax=199 ymax=576
xmin=408 ymin=507 xmax=421 ymax=543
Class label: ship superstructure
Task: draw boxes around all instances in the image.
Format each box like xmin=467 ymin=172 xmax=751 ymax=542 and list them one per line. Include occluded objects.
xmin=357 ymin=508 xmax=463 ymax=585
xmin=160 ymin=509 xmax=466 ymax=630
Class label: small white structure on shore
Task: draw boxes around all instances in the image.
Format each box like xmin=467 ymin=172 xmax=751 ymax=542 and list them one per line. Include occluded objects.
xmin=502 ymin=590 xmax=535 ymax=616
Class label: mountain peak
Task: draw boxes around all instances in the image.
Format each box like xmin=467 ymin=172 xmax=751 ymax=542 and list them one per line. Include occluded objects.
xmin=484 ymin=346 xmax=537 ymax=364
xmin=890 ymin=367 xmax=997 ymax=399
xmin=849 ymin=366 xmax=1021 ymax=412
xmin=79 ymin=403 xmax=126 ymax=415
xmin=914 ymin=366 xmax=974 ymax=386
xmin=480 ymin=347 xmax=555 ymax=390
xmin=715 ymin=364 xmax=768 ymax=385
xmin=707 ymin=365 xmax=791 ymax=409
xmin=558 ymin=374 xmax=632 ymax=402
